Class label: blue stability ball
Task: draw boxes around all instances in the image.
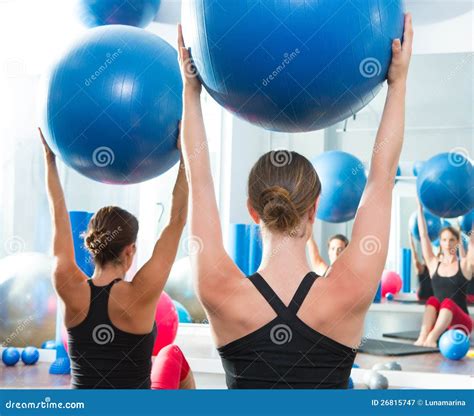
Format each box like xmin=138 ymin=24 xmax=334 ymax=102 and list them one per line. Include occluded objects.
xmin=2 ymin=347 xmax=20 ymax=366
xmin=438 ymin=329 xmax=470 ymax=361
xmin=312 ymin=151 xmax=367 ymax=223
xmin=417 ymin=153 xmax=473 ymax=218
xmin=43 ymin=25 xmax=182 ymax=184
xmin=21 ymin=347 xmax=40 ymax=365
xmin=459 ymin=210 xmax=473 ymax=234
xmin=172 ymin=300 xmax=192 ymax=323
xmin=409 ymin=210 xmax=442 ymax=242
xmin=182 ymin=0 xmax=404 ymax=132
xmin=78 ymin=0 xmax=161 ymax=28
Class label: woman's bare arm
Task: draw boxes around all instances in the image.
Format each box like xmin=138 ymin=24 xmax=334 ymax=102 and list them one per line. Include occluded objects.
xmin=39 ymin=128 xmax=87 ymax=300
xmin=416 ymin=202 xmax=437 ymax=274
xmin=332 ymin=14 xmax=414 ymax=307
xmin=131 ymin=145 xmax=189 ymax=303
xmin=307 ymin=235 xmax=329 ymax=276
xmin=177 ymin=25 xmax=242 ymax=309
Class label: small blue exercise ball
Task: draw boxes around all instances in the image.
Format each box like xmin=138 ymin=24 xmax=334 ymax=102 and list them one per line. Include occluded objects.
xmin=312 ymin=151 xmax=367 ymax=223
xmin=409 ymin=210 xmax=442 ymax=242
xmin=438 ymin=329 xmax=470 ymax=361
xmin=21 ymin=347 xmax=40 ymax=365
xmin=78 ymin=0 xmax=161 ymax=28
xmin=458 ymin=210 xmax=473 ymax=234
xmin=2 ymin=348 xmax=20 ymax=366
xmin=182 ymin=0 xmax=404 ymax=132
xmin=417 ymin=153 xmax=473 ymax=218
xmin=348 ymin=377 xmax=354 ymax=389
xmin=41 ymin=340 xmax=57 ymax=350
xmin=42 ymin=25 xmax=182 ymax=184
xmin=172 ymin=300 xmax=193 ymax=323
xmin=413 ymin=160 xmax=425 ymax=176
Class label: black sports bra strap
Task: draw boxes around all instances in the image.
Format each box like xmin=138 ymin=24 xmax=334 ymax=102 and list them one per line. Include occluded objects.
xmin=288 ymin=272 xmax=318 ymax=314
xmin=248 ymin=273 xmax=289 ymax=316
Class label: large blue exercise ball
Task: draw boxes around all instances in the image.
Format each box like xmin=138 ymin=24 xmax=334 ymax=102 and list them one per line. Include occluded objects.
xmin=172 ymin=300 xmax=192 ymax=324
xmin=182 ymin=0 xmax=404 ymax=132
xmin=409 ymin=210 xmax=442 ymax=242
xmin=459 ymin=210 xmax=473 ymax=234
xmin=311 ymin=151 xmax=367 ymax=223
xmin=42 ymin=25 xmax=182 ymax=184
xmin=417 ymin=153 xmax=473 ymax=218
xmin=413 ymin=160 xmax=425 ymax=176
xmin=0 ymin=253 xmax=56 ymax=347
xmin=78 ymin=0 xmax=161 ymax=28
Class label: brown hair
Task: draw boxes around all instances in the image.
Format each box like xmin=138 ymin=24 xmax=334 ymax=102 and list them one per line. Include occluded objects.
xmin=439 ymin=226 xmax=460 ymax=242
xmin=328 ymin=234 xmax=349 ymax=247
xmin=84 ymin=206 xmax=139 ymax=266
xmin=248 ymin=151 xmax=321 ymax=234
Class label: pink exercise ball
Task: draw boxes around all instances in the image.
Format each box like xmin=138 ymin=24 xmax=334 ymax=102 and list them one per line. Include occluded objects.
xmin=381 ymin=270 xmax=402 ymax=297
xmin=153 ymin=291 xmax=178 ymax=356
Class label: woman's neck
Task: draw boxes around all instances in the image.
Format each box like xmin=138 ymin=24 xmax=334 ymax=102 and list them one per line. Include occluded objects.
xmin=259 ymin=228 xmax=311 ymax=279
xmin=92 ymin=263 xmax=126 ymax=285
xmin=440 ymin=252 xmax=457 ymax=264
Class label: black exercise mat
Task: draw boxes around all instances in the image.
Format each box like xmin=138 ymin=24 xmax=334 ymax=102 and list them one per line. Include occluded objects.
xmin=383 ymin=330 xmax=474 ymax=346
xmin=390 ymin=299 xmax=425 ymax=304
xmin=383 ymin=330 xmax=422 ymax=341
xmin=358 ymin=338 xmax=439 ymax=356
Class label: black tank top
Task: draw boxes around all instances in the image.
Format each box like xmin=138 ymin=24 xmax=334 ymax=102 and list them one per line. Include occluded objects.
xmin=431 ymin=262 xmax=469 ymax=314
xmin=417 ymin=266 xmax=433 ymax=300
xmin=68 ymin=279 xmax=157 ymax=389
xmin=218 ymin=272 xmax=356 ymax=389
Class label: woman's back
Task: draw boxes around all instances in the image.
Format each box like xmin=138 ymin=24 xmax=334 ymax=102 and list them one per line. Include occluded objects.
xmin=68 ymin=279 xmax=156 ymax=389
xmin=217 ymin=272 xmax=356 ymax=389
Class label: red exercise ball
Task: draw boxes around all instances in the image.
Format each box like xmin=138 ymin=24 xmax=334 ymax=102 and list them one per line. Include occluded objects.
xmin=381 ymin=270 xmax=402 ymax=297
xmin=153 ymin=292 xmax=179 ymax=356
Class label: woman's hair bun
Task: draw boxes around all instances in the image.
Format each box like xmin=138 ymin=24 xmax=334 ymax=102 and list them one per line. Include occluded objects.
xmin=260 ymin=186 xmax=300 ymax=233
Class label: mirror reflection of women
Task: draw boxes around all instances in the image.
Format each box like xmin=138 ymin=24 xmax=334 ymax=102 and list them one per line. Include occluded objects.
xmin=414 ymin=202 xmax=473 ymax=347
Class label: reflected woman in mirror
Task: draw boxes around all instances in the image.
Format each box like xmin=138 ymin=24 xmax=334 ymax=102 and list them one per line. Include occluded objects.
xmin=414 ymin=201 xmax=473 ymax=347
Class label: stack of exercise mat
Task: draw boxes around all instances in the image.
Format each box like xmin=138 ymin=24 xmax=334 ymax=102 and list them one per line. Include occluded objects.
xmin=229 ymin=224 xmax=263 ymax=276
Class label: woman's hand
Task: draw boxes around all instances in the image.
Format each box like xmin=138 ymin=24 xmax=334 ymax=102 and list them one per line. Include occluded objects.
xmin=38 ymin=127 xmax=55 ymax=163
xmin=387 ymin=13 xmax=413 ymax=87
xmin=177 ymin=24 xmax=202 ymax=95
